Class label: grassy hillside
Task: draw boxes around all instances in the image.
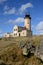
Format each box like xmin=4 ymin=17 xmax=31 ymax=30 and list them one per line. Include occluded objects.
xmin=0 ymin=36 xmax=43 ymax=65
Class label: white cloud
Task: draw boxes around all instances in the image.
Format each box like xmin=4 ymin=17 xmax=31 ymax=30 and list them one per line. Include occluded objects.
xmin=36 ymin=21 xmax=43 ymax=35
xmin=38 ymin=31 xmax=43 ymax=35
xmin=0 ymin=34 xmax=3 ymax=37
xmin=3 ymin=2 xmax=33 ymax=15
xmin=8 ymin=19 xmax=14 ymax=23
xmin=31 ymin=25 xmax=34 ymax=28
xmin=19 ymin=3 xmax=33 ymax=13
xmin=4 ymin=8 xmax=16 ymax=14
xmin=14 ymin=17 xmax=24 ymax=23
xmin=4 ymin=5 xmax=9 ymax=11
xmin=0 ymin=29 xmax=3 ymax=37
xmin=8 ymin=17 xmax=24 ymax=24
xmin=0 ymin=29 xmax=2 ymax=34
xmin=0 ymin=0 xmax=7 ymax=3
xmin=36 ymin=21 xmax=43 ymax=31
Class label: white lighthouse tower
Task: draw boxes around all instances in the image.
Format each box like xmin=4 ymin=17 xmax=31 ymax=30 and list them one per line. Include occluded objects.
xmin=24 ymin=14 xmax=31 ymax=30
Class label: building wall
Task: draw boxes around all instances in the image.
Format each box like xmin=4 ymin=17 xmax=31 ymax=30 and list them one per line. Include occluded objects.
xmin=27 ymin=31 xmax=32 ymax=37
xmin=13 ymin=25 xmax=18 ymax=37
xmin=4 ymin=26 xmax=32 ymax=37
xmin=13 ymin=25 xmax=27 ymax=37
xmin=13 ymin=25 xmax=18 ymax=33
xmin=4 ymin=33 xmax=10 ymax=38
xmin=20 ymin=30 xmax=27 ymax=36
xmin=13 ymin=32 xmax=20 ymax=37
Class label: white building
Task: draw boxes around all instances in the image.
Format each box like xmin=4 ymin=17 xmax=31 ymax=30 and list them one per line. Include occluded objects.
xmin=4 ymin=14 xmax=32 ymax=37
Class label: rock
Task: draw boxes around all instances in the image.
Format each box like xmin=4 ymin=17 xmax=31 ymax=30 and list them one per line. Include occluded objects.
xmin=35 ymin=40 xmax=43 ymax=61
xmin=19 ymin=41 xmax=35 ymax=56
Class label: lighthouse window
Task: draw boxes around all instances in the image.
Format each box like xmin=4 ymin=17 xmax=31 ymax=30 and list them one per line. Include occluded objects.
xmin=27 ymin=22 xmax=29 ymax=24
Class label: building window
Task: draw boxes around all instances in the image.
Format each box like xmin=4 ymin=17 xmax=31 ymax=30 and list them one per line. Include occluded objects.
xmin=16 ymin=33 xmax=17 ymax=35
xmin=14 ymin=29 xmax=17 ymax=31
xmin=14 ymin=33 xmax=17 ymax=36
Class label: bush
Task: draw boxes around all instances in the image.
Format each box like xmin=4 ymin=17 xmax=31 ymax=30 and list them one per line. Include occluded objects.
xmin=0 ymin=38 xmax=2 ymax=40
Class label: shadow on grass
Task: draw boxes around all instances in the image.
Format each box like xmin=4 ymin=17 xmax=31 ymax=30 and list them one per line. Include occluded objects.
xmin=0 ymin=63 xmax=6 ymax=65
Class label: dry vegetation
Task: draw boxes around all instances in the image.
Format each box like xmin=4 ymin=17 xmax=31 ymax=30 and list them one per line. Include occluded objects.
xmin=0 ymin=36 xmax=43 ymax=65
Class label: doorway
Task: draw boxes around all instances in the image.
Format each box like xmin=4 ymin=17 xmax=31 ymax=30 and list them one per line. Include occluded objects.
xmin=19 ymin=33 xmax=20 ymax=37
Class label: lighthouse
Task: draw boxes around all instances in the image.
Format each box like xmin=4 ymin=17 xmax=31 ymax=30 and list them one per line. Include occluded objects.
xmin=24 ymin=14 xmax=31 ymax=30
xmin=4 ymin=14 xmax=32 ymax=37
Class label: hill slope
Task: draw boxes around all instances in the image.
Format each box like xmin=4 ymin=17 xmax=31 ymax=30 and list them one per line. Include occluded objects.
xmin=0 ymin=36 xmax=43 ymax=65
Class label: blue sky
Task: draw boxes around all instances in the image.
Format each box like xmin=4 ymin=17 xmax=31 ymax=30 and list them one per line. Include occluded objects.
xmin=0 ymin=0 xmax=43 ymax=37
